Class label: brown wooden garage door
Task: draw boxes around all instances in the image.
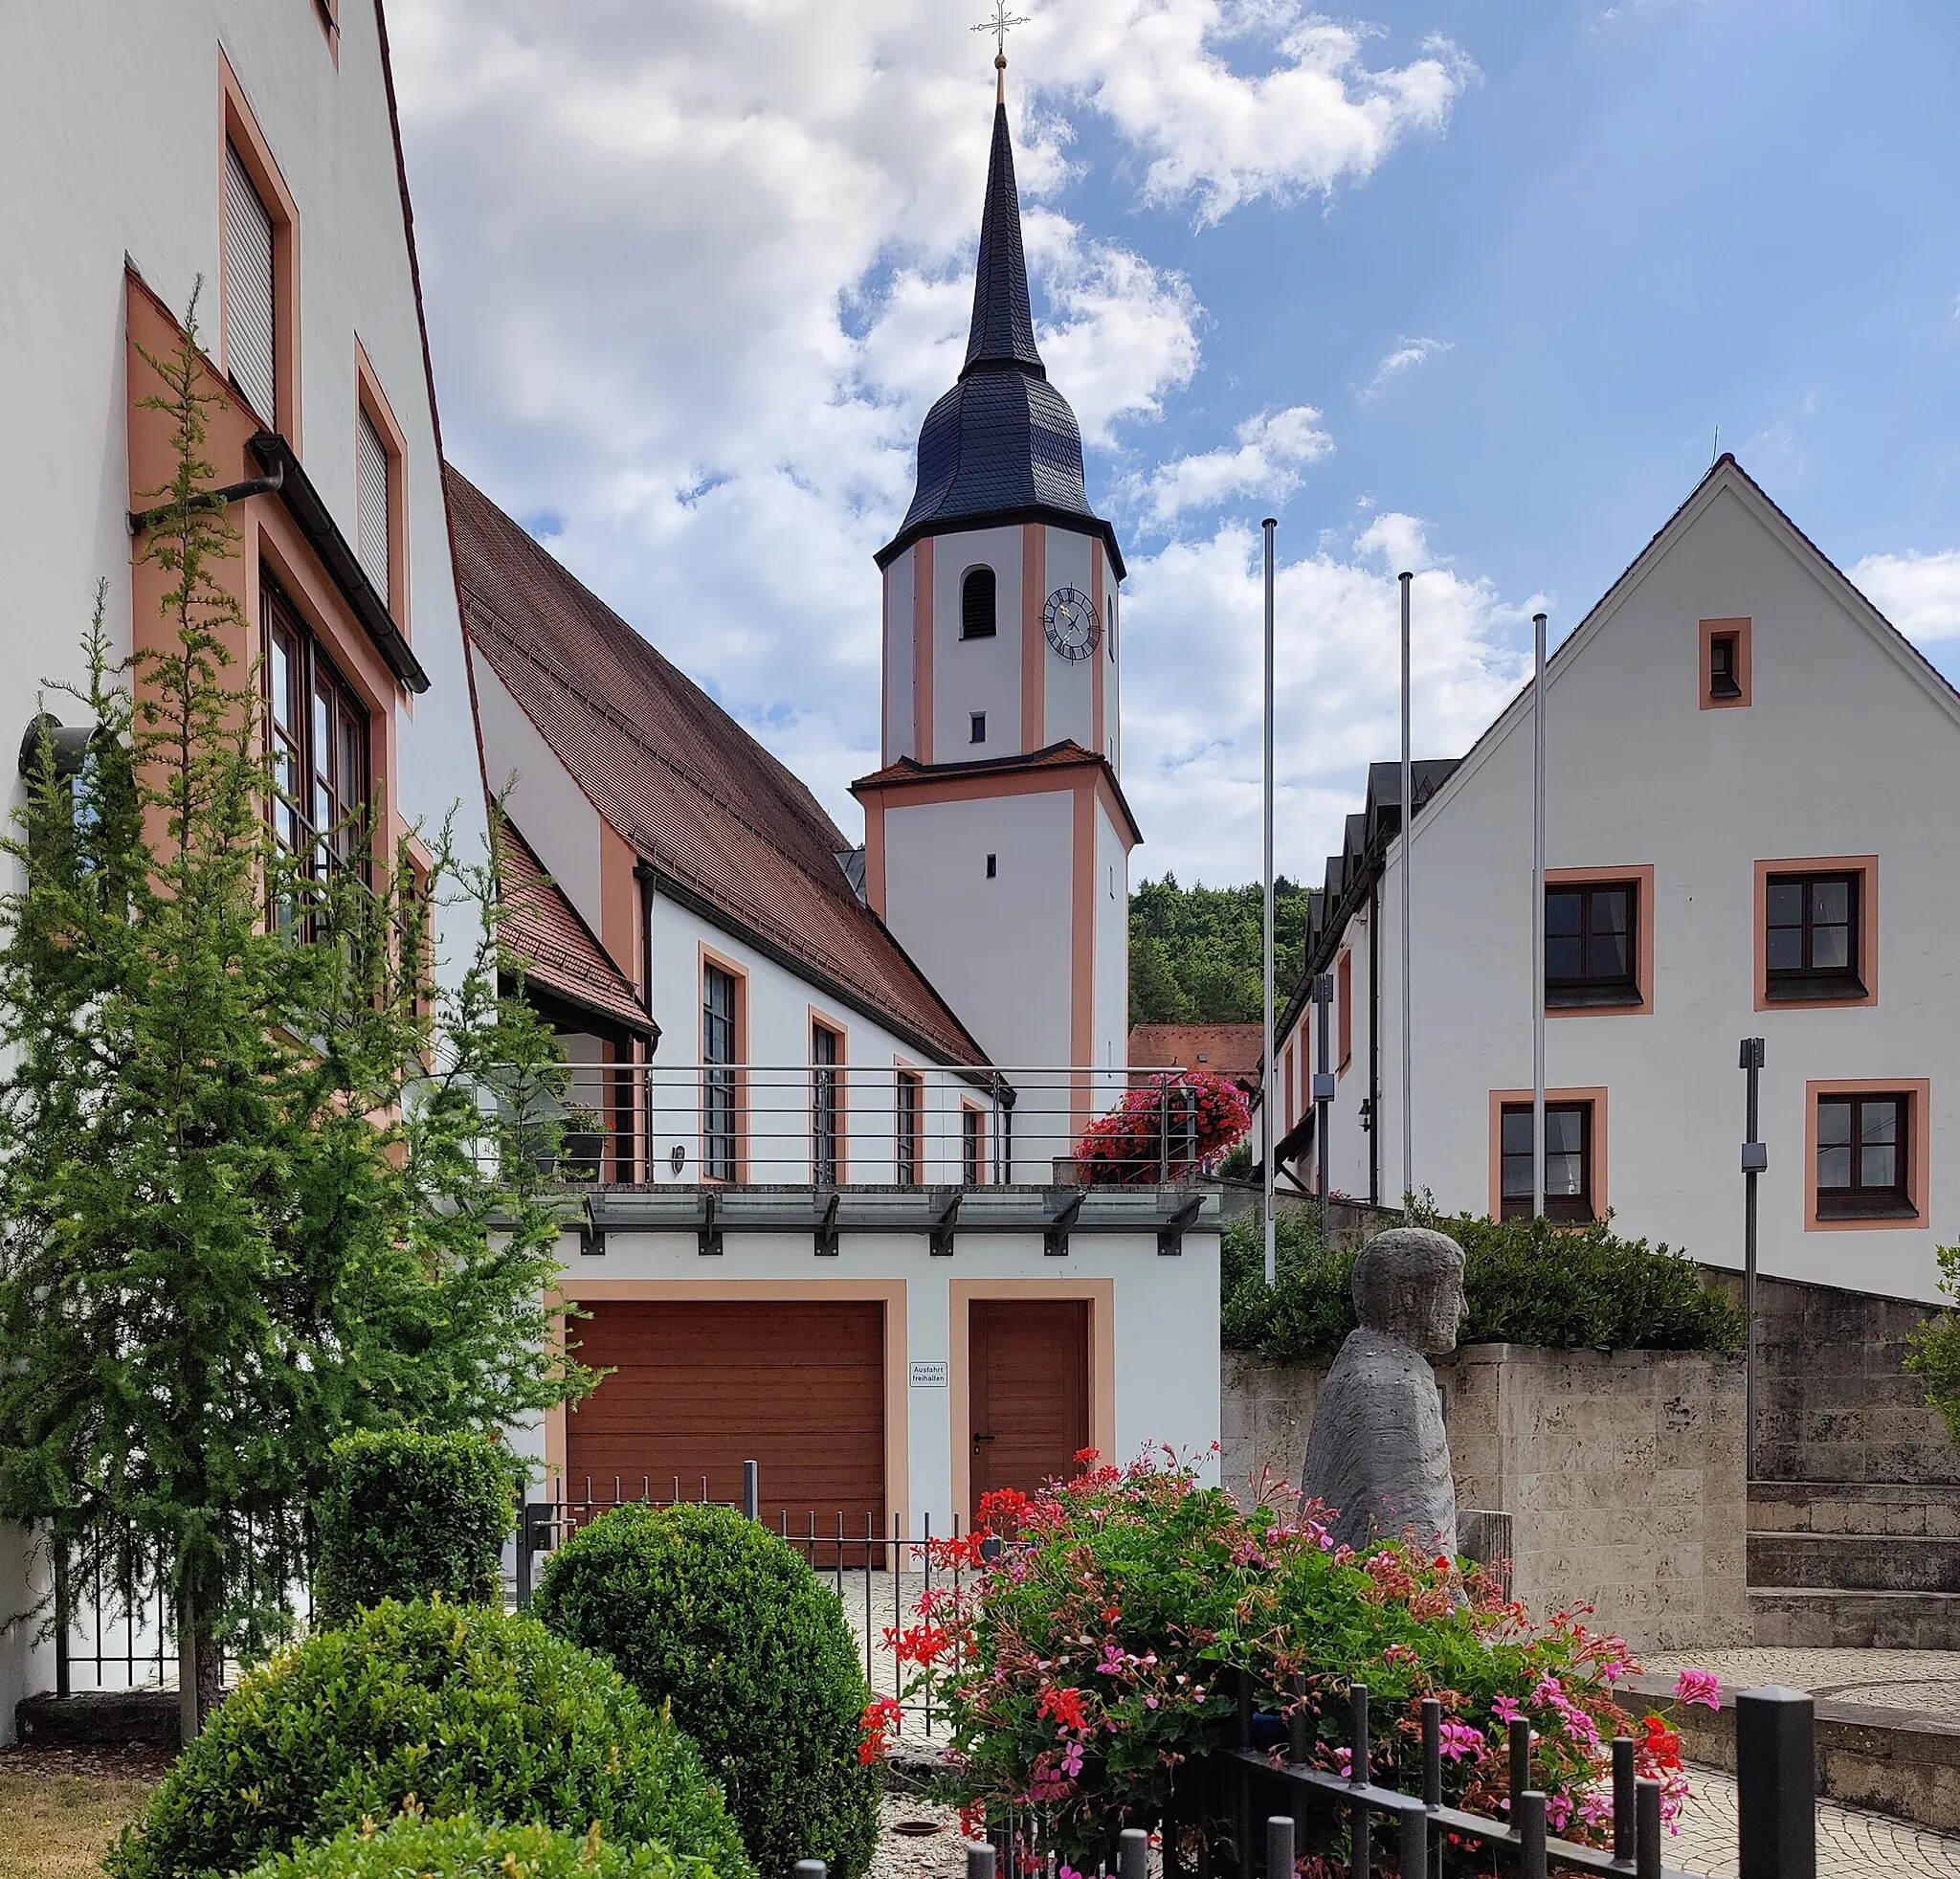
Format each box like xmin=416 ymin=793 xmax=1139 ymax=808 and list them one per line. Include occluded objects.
xmin=565 ymin=1300 xmax=886 ymax=1537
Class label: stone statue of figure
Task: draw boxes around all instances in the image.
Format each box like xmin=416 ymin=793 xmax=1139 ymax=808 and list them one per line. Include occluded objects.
xmin=1301 ymin=1226 xmax=1467 ymax=1556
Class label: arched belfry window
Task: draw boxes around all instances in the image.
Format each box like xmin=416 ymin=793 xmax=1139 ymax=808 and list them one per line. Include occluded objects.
xmin=961 ymin=566 xmax=997 ymax=639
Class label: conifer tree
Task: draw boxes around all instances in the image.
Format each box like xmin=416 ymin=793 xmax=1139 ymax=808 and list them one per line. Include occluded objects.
xmin=0 ymin=301 xmax=588 ymax=1728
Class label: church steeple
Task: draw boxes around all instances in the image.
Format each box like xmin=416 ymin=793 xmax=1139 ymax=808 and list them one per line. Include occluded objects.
xmin=876 ymin=87 xmax=1123 ymax=578
xmin=962 ymin=101 xmax=1044 ymax=379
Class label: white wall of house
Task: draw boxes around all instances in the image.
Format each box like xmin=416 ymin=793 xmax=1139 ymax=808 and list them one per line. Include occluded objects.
xmin=1297 ymin=467 xmax=1960 ymax=1303
xmin=931 ymin=525 xmax=1025 ymax=756
xmin=645 ymin=892 xmax=1007 ymax=1185
xmin=506 ymin=1223 xmax=1222 ymax=1532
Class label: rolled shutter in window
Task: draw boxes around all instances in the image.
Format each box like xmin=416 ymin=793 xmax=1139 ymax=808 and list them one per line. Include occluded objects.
xmin=222 ymin=144 xmax=277 ymax=422
xmin=356 ymin=407 xmax=390 ymax=591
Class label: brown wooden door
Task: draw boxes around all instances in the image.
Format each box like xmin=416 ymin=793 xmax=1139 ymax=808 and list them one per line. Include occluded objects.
xmin=566 ymin=1300 xmax=886 ymax=1541
xmin=969 ymin=1298 xmax=1089 ymax=1515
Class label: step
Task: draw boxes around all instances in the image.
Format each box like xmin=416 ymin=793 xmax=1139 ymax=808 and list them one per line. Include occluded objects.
xmin=1748 ymin=1479 xmax=1960 ymax=1538
xmin=1751 ymin=1585 xmax=1960 ymax=1651
xmin=1749 ymin=1529 xmax=1960 ymax=1593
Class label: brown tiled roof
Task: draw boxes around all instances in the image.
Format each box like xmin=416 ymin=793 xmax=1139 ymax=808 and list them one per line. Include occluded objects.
xmin=1128 ymin=1023 xmax=1264 ymax=1086
xmin=446 ymin=464 xmax=988 ymax=1065
xmin=497 ymin=820 xmax=653 ymax=1039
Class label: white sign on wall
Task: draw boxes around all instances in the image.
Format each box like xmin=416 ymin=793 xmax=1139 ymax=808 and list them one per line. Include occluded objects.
xmin=908 ymin=1358 xmax=949 ymax=1389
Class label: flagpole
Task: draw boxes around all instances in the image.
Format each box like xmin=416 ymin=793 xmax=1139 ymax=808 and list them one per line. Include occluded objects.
xmin=1262 ymin=518 xmax=1278 ymax=1286
xmin=1399 ymin=570 xmax=1414 ymax=1221
xmin=1531 ymin=611 xmax=1548 ymax=1219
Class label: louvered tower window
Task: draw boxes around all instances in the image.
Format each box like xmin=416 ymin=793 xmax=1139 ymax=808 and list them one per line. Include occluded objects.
xmin=356 ymin=406 xmax=390 ymax=593
xmin=222 ymin=143 xmax=278 ymax=422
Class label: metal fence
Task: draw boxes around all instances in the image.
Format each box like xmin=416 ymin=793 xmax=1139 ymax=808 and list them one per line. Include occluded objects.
xmin=532 ymin=1061 xmax=1223 ymax=1190
xmin=516 ymin=1467 xmax=975 ymax=1734
xmin=51 ymin=1517 xmax=314 ymax=1696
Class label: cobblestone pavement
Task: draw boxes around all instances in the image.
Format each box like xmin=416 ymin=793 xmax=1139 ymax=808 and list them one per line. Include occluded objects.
xmin=1645 ymin=1645 xmax=1960 ymax=1717
xmin=1671 ymin=1765 xmax=1960 ymax=1877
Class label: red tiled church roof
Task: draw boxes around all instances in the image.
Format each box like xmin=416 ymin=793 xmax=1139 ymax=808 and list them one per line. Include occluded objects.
xmin=446 ymin=465 xmax=988 ymax=1065
xmin=1128 ymin=1023 xmax=1264 ymax=1087
xmin=497 ymin=820 xmax=652 ymax=1039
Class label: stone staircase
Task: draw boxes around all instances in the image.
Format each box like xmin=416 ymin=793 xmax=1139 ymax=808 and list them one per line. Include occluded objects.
xmin=1748 ymin=1480 xmax=1960 ymax=1648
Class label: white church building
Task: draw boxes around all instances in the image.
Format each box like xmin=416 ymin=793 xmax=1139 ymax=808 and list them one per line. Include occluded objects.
xmin=1271 ymin=455 xmax=1960 ymax=1308
xmin=460 ymin=80 xmax=1220 ymax=1540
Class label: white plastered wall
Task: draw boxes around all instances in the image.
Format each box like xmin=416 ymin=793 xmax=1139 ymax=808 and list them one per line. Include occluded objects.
xmin=1348 ymin=475 xmax=1960 ymax=1302
xmin=1039 ymin=526 xmax=1100 ymax=752
xmin=931 ymin=525 xmax=1024 ymax=757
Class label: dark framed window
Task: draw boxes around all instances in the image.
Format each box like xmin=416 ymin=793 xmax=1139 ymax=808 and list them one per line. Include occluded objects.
xmin=1708 ymin=633 xmax=1742 ymax=700
xmin=969 ymin=711 xmax=987 ymax=744
xmin=962 ymin=1106 xmax=984 ymax=1186
xmin=264 ymin=580 xmax=369 ymax=884
xmin=1500 ymin=1101 xmax=1593 ymax=1222
xmin=896 ymin=1071 xmax=922 ymax=1187
xmin=961 ymin=567 xmax=996 ymax=638
xmin=702 ymin=963 xmax=739 ymax=1181
xmin=1816 ymin=1092 xmax=1914 ymax=1219
xmin=812 ymin=1022 xmax=840 ymax=1186
xmin=1545 ymin=881 xmax=1638 ymax=1008
xmin=1766 ymin=872 xmax=1863 ymax=999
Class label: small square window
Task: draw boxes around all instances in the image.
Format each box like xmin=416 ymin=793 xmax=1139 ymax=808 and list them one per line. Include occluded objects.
xmin=1500 ymin=1100 xmax=1594 ymax=1222
xmin=1766 ymin=871 xmax=1864 ymax=1000
xmin=969 ymin=711 xmax=986 ymax=744
xmin=1815 ymin=1090 xmax=1915 ymax=1219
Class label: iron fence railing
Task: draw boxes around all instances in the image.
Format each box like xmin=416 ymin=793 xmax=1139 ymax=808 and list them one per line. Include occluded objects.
xmin=516 ymin=1466 xmax=975 ymax=1734
xmin=525 ymin=1062 xmax=1230 ymax=1190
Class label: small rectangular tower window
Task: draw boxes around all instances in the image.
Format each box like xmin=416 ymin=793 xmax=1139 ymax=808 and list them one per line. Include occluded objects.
xmin=961 ymin=567 xmax=997 ymax=638
xmin=985 ymin=853 xmax=996 ymax=878
xmin=969 ymin=711 xmax=986 ymax=744
xmin=1700 ymin=615 xmax=1751 ymax=708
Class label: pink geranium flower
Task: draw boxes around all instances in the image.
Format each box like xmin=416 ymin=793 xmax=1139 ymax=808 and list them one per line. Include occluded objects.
xmin=1437 ymin=1720 xmax=1485 ymax=1763
xmin=1492 ymin=1695 xmax=1525 ymax=1726
xmin=1673 ymin=1667 xmax=1722 ymax=1711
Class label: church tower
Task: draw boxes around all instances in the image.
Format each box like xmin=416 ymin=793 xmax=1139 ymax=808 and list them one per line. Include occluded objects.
xmin=854 ymin=64 xmax=1137 ymax=1174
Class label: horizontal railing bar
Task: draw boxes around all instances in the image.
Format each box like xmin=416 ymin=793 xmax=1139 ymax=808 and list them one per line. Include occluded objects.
xmin=1225 ymin=1750 xmax=1694 ymax=1879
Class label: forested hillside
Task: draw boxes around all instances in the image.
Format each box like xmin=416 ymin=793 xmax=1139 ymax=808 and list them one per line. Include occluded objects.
xmin=1129 ymin=875 xmax=1313 ymax=1025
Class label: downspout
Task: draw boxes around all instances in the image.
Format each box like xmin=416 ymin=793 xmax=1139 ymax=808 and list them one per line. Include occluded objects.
xmin=1368 ymin=869 xmax=1381 ymax=1208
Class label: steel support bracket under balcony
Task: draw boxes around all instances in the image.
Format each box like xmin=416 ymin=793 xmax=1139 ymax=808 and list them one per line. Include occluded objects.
xmin=1043 ymin=1186 xmax=1085 ymax=1258
xmin=1157 ymin=1190 xmax=1204 ymax=1257
xmin=814 ymin=1189 xmax=841 ymax=1257
xmin=697 ymin=1190 xmax=723 ymax=1257
xmin=929 ymin=1188 xmax=962 ymax=1257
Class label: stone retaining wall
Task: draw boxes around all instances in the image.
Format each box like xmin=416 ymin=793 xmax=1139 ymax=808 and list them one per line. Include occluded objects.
xmin=1223 ymin=1343 xmax=1751 ymax=1654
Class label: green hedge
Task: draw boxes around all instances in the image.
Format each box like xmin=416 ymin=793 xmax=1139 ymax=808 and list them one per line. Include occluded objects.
xmin=1223 ymin=1207 xmax=1744 ymax=1362
xmin=107 ymin=1600 xmax=753 ymax=1879
xmin=315 ymin=1430 xmax=518 ymax=1626
xmin=535 ymin=1503 xmax=880 ymax=1879
xmin=243 ymin=1816 xmax=718 ymax=1879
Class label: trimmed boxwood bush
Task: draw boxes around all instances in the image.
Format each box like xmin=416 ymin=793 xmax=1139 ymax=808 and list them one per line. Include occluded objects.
xmin=107 ymin=1600 xmax=753 ymax=1879
xmin=242 ymin=1816 xmax=717 ymax=1879
xmin=315 ymin=1430 xmax=517 ymax=1625
xmin=535 ymin=1504 xmax=880 ymax=1879
xmin=1223 ymin=1206 xmax=1745 ymax=1361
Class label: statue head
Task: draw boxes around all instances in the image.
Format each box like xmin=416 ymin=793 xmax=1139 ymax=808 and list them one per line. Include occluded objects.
xmin=1351 ymin=1227 xmax=1467 ymax=1354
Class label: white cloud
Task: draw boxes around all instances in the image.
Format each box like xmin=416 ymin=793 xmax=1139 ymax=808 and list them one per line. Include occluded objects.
xmin=387 ymin=1 xmax=1475 ymax=882
xmin=1133 ymin=406 xmax=1333 ymax=525
xmin=1853 ymin=549 xmax=1960 ymax=643
xmin=1360 ymin=336 xmax=1452 ymax=402
xmin=1121 ymin=519 xmax=1533 ymax=883
xmin=1037 ymin=6 xmax=1474 ymax=225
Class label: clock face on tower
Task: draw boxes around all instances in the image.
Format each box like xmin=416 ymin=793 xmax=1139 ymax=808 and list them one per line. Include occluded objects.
xmin=1043 ymin=586 xmax=1101 ymax=661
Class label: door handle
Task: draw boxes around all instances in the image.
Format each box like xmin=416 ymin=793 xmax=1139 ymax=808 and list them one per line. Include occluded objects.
xmin=972 ymin=1433 xmax=995 ymax=1447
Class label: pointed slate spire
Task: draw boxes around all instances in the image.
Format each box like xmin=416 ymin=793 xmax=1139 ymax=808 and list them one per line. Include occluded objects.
xmin=962 ymin=101 xmax=1045 ymax=378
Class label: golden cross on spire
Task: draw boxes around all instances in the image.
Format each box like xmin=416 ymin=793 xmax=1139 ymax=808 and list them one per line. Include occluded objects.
xmin=971 ymin=2 xmax=1031 ymax=98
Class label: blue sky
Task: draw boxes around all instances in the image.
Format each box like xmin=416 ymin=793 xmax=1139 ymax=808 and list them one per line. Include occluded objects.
xmin=391 ymin=0 xmax=1960 ymax=888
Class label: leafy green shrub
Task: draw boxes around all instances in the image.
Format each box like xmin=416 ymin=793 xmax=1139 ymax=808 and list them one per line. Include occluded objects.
xmin=315 ymin=1430 xmax=518 ymax=1625
xmin=534 ymin=1503 xmax=879 ymax=1879
xmin=108 ymin=1599 xmax=753 ymax=1879
xmin=242 ymin=1815 xmax=715 ymax=1879
xmin=1904 ymin=1245 xmax=1960 ymax=1443
xmin=1222 ymin=1207 xmax=1743 ymax=1361
xmin=891 ymin=1458 xmax=1692 ymax=1866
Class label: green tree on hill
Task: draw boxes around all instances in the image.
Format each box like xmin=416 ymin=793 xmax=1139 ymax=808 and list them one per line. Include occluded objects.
xmin=1129 ymin=874 xmax=1313 ymax=1025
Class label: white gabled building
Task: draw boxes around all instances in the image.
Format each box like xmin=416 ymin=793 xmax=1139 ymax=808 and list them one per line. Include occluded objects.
xmin=1272 ymin=456 xmax=1960 ymax=1307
